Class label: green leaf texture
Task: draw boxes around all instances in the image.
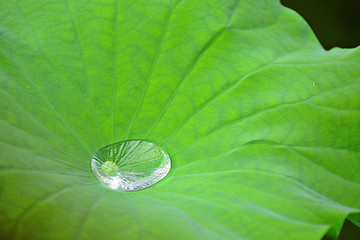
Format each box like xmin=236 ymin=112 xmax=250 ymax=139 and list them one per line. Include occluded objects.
xmin=0 ymin=0 xmax=359 ymax=239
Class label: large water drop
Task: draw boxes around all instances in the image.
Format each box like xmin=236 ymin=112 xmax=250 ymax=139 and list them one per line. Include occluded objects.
xmin=91 ymin=140 xmax=171 ymax=191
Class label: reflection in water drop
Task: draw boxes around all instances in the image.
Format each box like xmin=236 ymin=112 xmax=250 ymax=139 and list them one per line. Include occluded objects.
xmin=91 ymin=140 xmax=171 ymax=191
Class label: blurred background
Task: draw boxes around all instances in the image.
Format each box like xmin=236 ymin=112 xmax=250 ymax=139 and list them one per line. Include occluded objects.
xmin=281 ymin=0 xmax=360 ymax=50
xmin=280 ymin=0 xmax=360 ymax=239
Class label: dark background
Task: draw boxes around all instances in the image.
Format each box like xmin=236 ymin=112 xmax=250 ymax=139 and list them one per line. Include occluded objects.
xmin=281 ymin=0 xmax=360 ymax=50
xmin=280 ymin=0 xmax=360 ymax=239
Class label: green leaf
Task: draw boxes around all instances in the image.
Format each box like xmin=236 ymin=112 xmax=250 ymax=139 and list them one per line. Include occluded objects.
xmin=0 ymin=0 xmax=359 ymax=239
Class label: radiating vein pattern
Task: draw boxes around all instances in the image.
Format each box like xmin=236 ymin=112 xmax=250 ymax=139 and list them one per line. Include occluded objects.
xmin=0 ymin=0 xmax=360 ymax=239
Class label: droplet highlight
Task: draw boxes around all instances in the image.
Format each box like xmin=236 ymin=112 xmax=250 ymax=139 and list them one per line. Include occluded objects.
xmin=91 ymin=140 xmax=171 ymax=191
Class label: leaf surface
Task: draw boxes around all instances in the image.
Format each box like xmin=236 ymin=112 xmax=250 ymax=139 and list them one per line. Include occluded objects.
xmin=0 ymin=0 xmax=359 ymax=239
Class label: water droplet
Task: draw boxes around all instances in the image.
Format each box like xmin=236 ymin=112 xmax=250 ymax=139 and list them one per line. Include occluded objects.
xmin=91 ymin=140 xmax=171 ymax=191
